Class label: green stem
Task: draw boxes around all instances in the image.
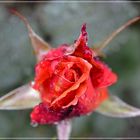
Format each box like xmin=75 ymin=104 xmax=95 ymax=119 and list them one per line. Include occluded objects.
xmin=95 ymin=16 xmax=140 ymax=52
xmin=57 ymin=119 xmax=72 ymax=140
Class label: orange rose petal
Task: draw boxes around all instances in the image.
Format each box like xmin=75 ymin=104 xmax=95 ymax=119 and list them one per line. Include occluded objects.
xmin=50 ymin=56 xmax=92 ymax=108
xmin=63 ymin=83 xmax=87 ymax=108
xmin=69 ymin=78 xmax=109 ymax=116
xmin=40 ymin=74 xmax=74 ymax=105
xmin=50 ymin=82 xmax=87 ymax=110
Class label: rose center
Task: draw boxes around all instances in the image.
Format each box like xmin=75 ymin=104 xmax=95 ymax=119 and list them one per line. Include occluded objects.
xmin=64 ymin=69 xmax=77 ymax=82
xmin=64 ymin=65 xmax=82 ymax=82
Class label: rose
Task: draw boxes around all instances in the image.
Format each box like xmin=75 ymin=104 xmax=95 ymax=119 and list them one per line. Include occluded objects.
xmin=31 ymin=24 xmax=117 ymax=124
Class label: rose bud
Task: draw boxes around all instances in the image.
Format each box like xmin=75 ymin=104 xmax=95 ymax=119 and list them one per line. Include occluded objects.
xmin=30 ymin=24 xmax=117 ymax=125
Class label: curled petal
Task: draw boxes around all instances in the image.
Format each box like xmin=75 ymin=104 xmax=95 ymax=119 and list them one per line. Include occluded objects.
xmin=0 ymin=83 xmax=41 ymax=110
xmin=40 ymin=74 xmax=74 ymax=106
xmin=73 ymin=24 xmax=94 ymax=61
xmin=75 ymin=23 xmax=88 ymax=47
xmin=69 ymin=78 xmax=108 ymax=116
xmin=60 ymin=81 xmax=87 ymax=109
xmin=96 ymin=95 xmax=140 ymax=118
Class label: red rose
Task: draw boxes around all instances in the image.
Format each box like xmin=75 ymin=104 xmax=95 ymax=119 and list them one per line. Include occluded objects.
xmin=31 ymin=24 xmax=117 ymax=124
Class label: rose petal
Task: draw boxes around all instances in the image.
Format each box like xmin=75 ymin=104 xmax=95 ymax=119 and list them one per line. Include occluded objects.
xmin=40 ymin=74 xmax=74 ymax=106
xmin=43 ymin=44 xmax=69 ymax=60
xmin=73 ymin=24 xmax=94 ymax=61
xmin=59 ymin=81 xmax=87 ymax=109
xmin=33 ymin=58 xmax=64 ymax=89
xmin=90 ymin=59 xmax=118 ymax=88
xmin=75 ymin=23 xmax=88 ymax=47
xmin=69 ymin=78 xmax=108 ymax=116
xmin=30 ymin=103 xmax=63 ymax=124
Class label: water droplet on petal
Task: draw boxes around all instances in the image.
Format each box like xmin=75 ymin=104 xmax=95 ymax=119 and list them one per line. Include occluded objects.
xmin=31 ymin=81 xmax=35 ymax=86
xmin=86 ymin=112 xmax=91 ymax=116
xmin=40 ymin=118 xmax=47 ymax=124
xmin=54 ymin=122 xmax=58 ymax=125
xmin=31 ymin=121 xmax=38 ymax=127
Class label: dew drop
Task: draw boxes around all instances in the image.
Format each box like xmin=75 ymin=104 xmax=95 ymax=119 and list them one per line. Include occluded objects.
xmin=31 ymin=121 xmax=38 ymax=127
xmin=40 ymin=118 xmax=47 ymax=124
xmin=86 ymin=112 xmax=91 ymax=116
xmin=31 ymin=81 xmax=35 ymax=86
xmin=54 ymin=122 xmax=59 ymax=125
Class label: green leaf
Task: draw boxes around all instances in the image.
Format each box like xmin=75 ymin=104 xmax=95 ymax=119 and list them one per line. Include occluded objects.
xmin=96 ymin=95 xmax=140 ymax=118
xmin=0 ymin=83 xmax=41 ymax=110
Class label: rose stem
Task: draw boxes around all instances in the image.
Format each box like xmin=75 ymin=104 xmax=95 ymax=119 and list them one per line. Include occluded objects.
xmin=95 ymin=16 xmax=140 ymax=52
xmin=57 ymin=119 xmax=72 ymax=140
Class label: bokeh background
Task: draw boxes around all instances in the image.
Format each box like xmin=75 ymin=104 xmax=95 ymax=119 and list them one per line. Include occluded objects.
xmin=0 ymin=1 xmax=140 ymax=138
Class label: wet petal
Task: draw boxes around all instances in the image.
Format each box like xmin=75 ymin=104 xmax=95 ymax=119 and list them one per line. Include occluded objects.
xmin=30 ymin=103 xmax=63 ymax=124
xmin=90 ymin=59 xmax=117 ymax=88
xmin=33 ymin=45 xmax=74 ymax=89
xmin=60 ymin=81 xmax=87 ymax=109
xmin=69 ymin=78 xmax=108 ymax=116
xmin=41 ymin=74 xmax=74 ymax=106
xmin=73 ymin=24 xmax=94 ymax=61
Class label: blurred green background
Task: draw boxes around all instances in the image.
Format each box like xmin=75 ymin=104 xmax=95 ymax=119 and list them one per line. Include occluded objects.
xmin=0 ymin=1 xmax=140 ymax=138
